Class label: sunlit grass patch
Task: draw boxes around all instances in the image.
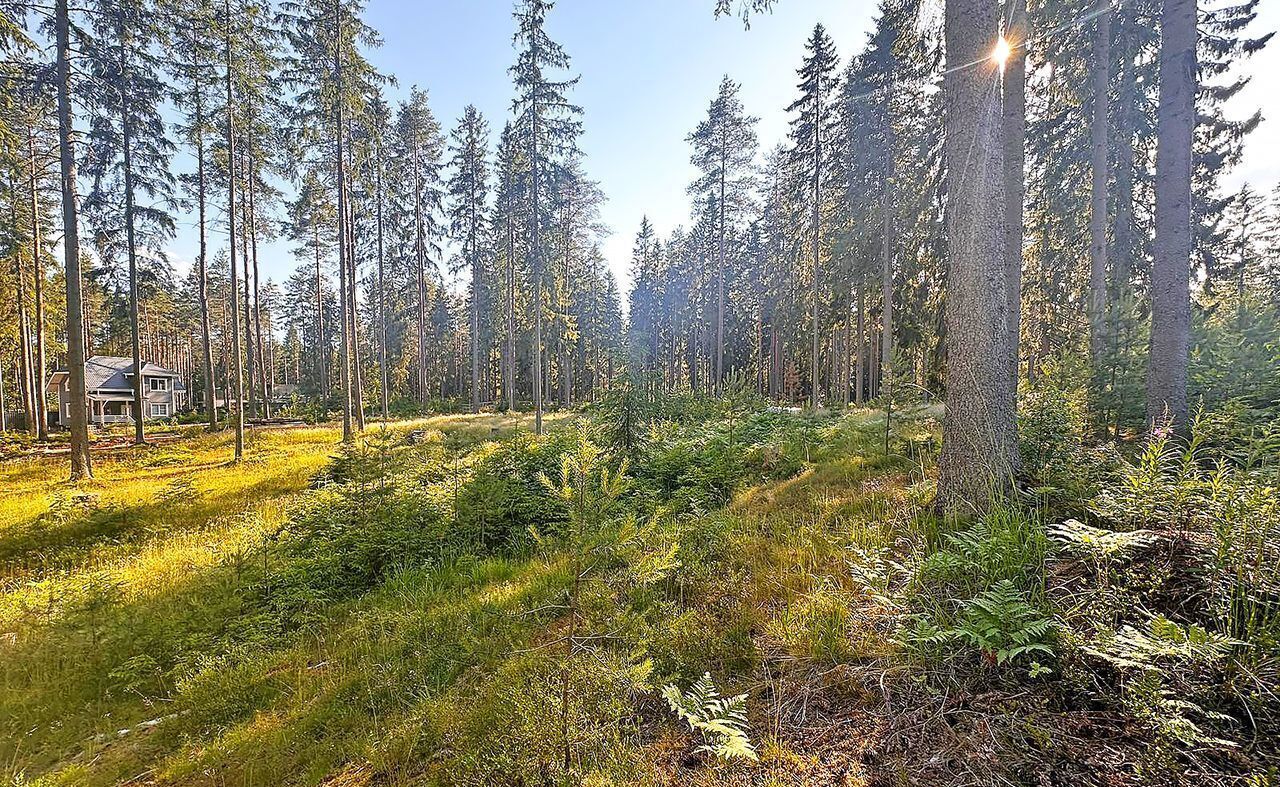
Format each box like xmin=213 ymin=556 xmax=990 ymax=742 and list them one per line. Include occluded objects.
xmin=154 ymin=553 xmax=573 ymax=786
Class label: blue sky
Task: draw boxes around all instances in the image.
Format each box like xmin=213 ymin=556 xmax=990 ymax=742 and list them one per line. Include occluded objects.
xmin=359 ymin=0 xmax=874 ymax=298
xmin=168 ymin=0 xmax=1278 ymax=302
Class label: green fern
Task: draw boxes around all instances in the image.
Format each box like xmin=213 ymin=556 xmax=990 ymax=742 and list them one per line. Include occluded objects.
xmin=1049 ymin=518 xmax=1160 ymax=562
xmin=1085 ymin=615 xmax=1237 ymax=670
xmin=954 ymin=580 xmax=1056 ymax=665
xmin=661 ymin=672 xmax=758 ymax=762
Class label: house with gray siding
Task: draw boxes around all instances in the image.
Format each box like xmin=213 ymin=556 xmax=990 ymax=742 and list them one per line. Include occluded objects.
xmin=46 ymin=356 xmax=187 ymax=427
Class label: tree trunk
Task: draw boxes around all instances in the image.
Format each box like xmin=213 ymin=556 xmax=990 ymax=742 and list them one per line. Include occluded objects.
xmin=470 ymin=165 xmax=481 ymax=413
xmin=56 ymin=0 xmax=92 ymax=479
xmin=937 ymin=0 xmax=1018 ymax=510
xmin=28 ymin=129 xmax=48 ymax=439
xmin=716 ymin=147 xmax=726 ymax=397
xmin=192 ymin=69 xmax=218 ymax=430
xmin=531 ymin=94 xmax=544 ymax=434
xmin=224 ymin=0 xmax=245 ymax=461
xmin=249 ymin=147 xmax=270 ymax=420
xmin=413 ymin=134 xmax=429 ymax=409
xmin=347 ymin=192 xmax=364 ymax=431
xmin=809 ymin=86 xmax=823 ymax=409
xmin=12 ymin=188 xmax=35 ymax=436
xmin=117 ymin=10 xmax=145 ymax=445
xmin=241 ymin=158 xmax=257 ymax=422
xmin=314 ymin=225 xmax=327 ymax=399
xmin=1003 ymin=0 xmax=1028 ymax=403
xmin=1088 ymin=0 xmax=1111 ymax=396
xmin=855 ymin=279 xmax=865 ymax=405
xmin=334 ymin=0 xmax=353 ymax=442
xmin=1147 ymin=0 xmax=1195 ymax=429
xmin=376 ymin=135 xmax=389 ymax=421
xmin=1113 ymin=10 xmax=1136 ymax=301
xmin=504 ymin=186 xmax=516 ymax=411
xmin=881 ymin=156 xmax=893 ymax=403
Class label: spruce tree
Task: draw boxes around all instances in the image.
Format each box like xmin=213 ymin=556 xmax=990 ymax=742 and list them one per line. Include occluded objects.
xmin=81 ymin=0 xmax=177 ymax=445
xmin=390 ymin=87 xmax=445 ymax=408
xmin=510 ymin=0 xmax=582 ymax=434
xmin=50 ymin=0 xmax=93 ymax=478
xmin=170 ymin=0 xmax=220 ymax=429
xmin=786 ymin=23 xmax=838 ymax=407
xmin=687 ymin=76 xmax=757 ymax=396
xmin=446 ymin=105 xmax=492 ymax=413
xmin=936 ymin=0 xmax=1017 ymax=509
xmin=1147 ymin=0 xmax=1196 ymax=428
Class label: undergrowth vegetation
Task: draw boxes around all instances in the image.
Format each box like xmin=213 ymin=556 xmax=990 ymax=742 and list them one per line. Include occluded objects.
xmin=2 ymin=396 xmax=1278 ymax=786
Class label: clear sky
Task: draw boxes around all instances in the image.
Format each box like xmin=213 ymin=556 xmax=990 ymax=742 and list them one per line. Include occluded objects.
xmin=169 ymin=0 xmax=1278 ymax=303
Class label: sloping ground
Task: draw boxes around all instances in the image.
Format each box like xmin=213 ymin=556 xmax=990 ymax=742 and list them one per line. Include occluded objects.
xmin=3 ymin=407 xmax=1276 ymax=786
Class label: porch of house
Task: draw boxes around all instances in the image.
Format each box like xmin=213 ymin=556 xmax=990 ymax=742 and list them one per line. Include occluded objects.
xmin=89 ymin=397 xmax=136 ymax=425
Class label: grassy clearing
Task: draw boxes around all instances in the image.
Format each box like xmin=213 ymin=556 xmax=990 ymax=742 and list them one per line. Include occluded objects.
xmin=1 ymin=413 xmax=569 ymax=786
xmin=3 ymin=402 xmax=1276 ymax=786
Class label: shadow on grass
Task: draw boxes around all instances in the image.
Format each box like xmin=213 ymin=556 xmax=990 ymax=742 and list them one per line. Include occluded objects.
xmin=0 ymin=521 xmax=566 ymax=787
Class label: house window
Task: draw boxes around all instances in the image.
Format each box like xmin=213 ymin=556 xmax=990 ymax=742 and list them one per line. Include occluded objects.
xmin=150 ymin=403 xmax=169 ymax=418
xmin=148 ymin=377 xmax=169 ymax=392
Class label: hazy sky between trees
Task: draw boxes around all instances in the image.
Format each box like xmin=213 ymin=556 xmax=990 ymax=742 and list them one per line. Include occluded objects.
xmin=164 ymin=0 xmax=1280 ymax=307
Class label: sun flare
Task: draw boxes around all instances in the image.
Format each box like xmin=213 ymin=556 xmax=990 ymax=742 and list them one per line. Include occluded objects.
xmin=993 ymin=34 xmax=1012 ymax=71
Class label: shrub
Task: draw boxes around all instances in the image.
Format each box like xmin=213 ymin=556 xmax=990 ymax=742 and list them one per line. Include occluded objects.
xmin=454 ymin=432 xmax=571 ymax=546
xmin=263 ymin=486 xmax=449 ymax=625
xmin=1018 ymin=384 xmax=1114 ymax=512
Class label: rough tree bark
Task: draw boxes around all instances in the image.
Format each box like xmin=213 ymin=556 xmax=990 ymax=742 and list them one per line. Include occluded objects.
xmin=1003 ymin=0 xmax=1027 ymax=402
xmin=1146 ymin=0 xmax=1195 ymax=429
xmin=1088 ymin=0 xmax=1111 ymax=394
xmin=937 ymin=0 xmax=1018 ymax=510
xmin=56 ymin=0 xmax=92 ymax=479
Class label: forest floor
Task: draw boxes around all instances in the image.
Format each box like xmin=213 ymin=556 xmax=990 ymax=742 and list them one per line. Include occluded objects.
xmin=1 ymin=405 xmax=1275 ymax=786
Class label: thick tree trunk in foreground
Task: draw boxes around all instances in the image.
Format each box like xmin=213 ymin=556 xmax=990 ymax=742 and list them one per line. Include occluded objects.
xmin=937 ymin=0 xmax=1018 ymax=510
xmin=1003 ymin=0 xmax=1027 ymax=396
xmin=56 ymin=0 xmax=92 ymax=480
xmin=1147 ymin=0 xmax=1195 ymax=429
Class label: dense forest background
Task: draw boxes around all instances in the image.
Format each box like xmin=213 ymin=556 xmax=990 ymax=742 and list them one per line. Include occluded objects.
xmin=0 ymin=0 xmax=1274 ymax=454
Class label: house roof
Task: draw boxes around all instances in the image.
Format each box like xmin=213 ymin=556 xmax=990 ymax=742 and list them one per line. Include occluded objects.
xmin=51 ymin=356 xmax=186 ymax=392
